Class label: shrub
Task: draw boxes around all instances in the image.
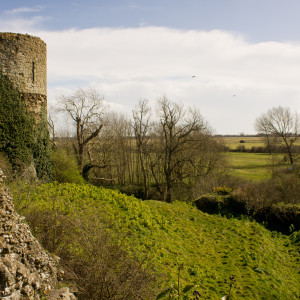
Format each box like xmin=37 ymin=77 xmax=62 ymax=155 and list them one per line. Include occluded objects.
xmin=194 ymin=193 xmax=248 ymax=217
xmin=223 ymin=195 xmax=249 ymax=216
xmin=253 ymin=204 xmax=300 ymax=234
xmin=51 ymin=148 xmax=85 ymax=184
xmin=214 ymin=186 xmax=232 ymax=196
xmin=232 ymin=177 xmax=300 ymax=233
xmin=194 ymin=195 xmax=222 ymax=214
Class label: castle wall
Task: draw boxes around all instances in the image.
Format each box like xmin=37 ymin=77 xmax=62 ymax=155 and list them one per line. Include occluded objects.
xmin=0 ymin=32 xmax=47 ymax=116
xmin=0 ymin=176 xmax=76 ymax=299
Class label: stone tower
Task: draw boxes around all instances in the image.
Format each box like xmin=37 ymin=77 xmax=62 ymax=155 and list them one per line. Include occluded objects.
xmin=0 ymin=32 xmax=47 ymax=117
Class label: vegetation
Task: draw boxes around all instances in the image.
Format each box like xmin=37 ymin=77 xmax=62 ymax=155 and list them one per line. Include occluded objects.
xmin=11 ymin=182 xmax=156 ymax=299
xmin=58 ymin=88 xmax=107 ymax=174
xmin=11 ymin=182 xmax=300 ymax=299
xmin=255 ymin=106 xmax=299 ymax=164
xmin=195 ymin=182 xmax=300 ymax=233
xmin=51 ymin=148 xmax=85 ymax=184
xmin=226 ymin=152 xmax=282 ymax=181
xmin=222 ymin=135 xmax=300 ymax=155
xmin=1 ymin=73 xmax=299 ymax=299
xmin=0 ymin=72 xmax=52 ymax=179
xmin=0 ymin=72 xmax=34 ymax=171
xmin=56 ymin=94 xmax=226 ymax=203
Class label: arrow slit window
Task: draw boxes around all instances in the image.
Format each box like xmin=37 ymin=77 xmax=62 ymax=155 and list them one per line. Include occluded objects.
xmin=32 ymin=62 xmax=35 ymax=83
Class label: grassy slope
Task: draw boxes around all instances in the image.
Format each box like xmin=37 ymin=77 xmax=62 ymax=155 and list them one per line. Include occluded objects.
xmin=146 ymin=201 xmax=299 ymax=299
xmin=13 ymin=183 xmax=299 ymax=299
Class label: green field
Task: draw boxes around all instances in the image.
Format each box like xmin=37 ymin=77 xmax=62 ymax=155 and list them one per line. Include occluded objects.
xmin=222 ymin=136 xmax=265 ymax=150
xmin=221 ymin=136 xmax=300 ymax=151
xmin=220 ymin=135 xmax=299 ymax=181
xmin=12 ymin=182 xmax=300 ymax=299
xmin=226 ymin=152 xmax=287 ymax=181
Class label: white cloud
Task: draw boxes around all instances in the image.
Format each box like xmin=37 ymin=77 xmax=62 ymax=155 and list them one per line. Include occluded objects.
xmin=1 ymin=23 xmax=300 ymax=134
xmin=0 ymin=16 xmax=50 ymax=33
xmin=4 ymin=6 xmax=44 ymax=15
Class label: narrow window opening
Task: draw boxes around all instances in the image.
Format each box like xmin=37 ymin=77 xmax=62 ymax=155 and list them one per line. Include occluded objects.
xmin=32 ymin=61 xmax=35 ymax=83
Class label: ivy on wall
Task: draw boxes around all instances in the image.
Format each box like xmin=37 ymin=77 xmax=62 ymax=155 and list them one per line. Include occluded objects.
xmin=32 ymin=107 xmax=53 ymax=179
xmin=0 ymin=71 xmax=52 ymax=179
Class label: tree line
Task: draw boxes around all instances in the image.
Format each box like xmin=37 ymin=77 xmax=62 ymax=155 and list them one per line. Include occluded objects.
xmin=50 ymin=88 xmax=299 ymax=202
xmin=52 ymin=88 xmax=226 ymax=203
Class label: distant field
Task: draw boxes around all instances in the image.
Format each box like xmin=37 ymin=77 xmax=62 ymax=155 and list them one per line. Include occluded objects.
xmin=221 ymin=135 xmax=300 ymax=150
xmin=226 ymin=152 xmax=287 ymax=181
xmin=222 ymin=136 xmax=265 ymax=150
xmin=221 ymin=136 xmax=299 ymax=180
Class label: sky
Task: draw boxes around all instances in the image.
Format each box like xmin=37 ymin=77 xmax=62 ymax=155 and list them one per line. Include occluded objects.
xmin=1 ymin=0 xmax=300 ymax=134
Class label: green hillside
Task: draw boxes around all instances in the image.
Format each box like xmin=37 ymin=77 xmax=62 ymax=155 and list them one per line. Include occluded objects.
xmin=12 ymin=182 xmax=300 ymax=299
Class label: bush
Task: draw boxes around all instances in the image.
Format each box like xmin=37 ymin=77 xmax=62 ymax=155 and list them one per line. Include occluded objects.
xmin=230 ymin=177 xmax=300 ymax=233
xmin=194 ymin=193 xmax=248 ymax=217
xmin=253 ymin=204 xmax=300 ymax=234
xmin=194 ymin=195 xmax=222 ymax=214
xmin=223 ymin=196 xmax=249 ymax=216
xmin=214 ymin=186 xmax=232 ymax=196
xmin=51 ymin=148 xmax=85 ymax=184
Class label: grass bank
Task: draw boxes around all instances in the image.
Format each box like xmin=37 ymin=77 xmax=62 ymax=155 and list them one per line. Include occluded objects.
xmin=12 ymin=182 xmax=300 ymax=299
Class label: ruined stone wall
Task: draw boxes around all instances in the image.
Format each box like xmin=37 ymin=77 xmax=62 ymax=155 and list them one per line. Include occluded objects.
xmin=0 ymin=186 xmax=58 ymax=299
xmin=0 ymin=32 xmax=47 ymax=116
xmin=0 ymin=171 xmax=76 ymax=299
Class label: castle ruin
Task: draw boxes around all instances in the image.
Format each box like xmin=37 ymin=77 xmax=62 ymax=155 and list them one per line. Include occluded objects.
xmin=0 ymin=32 xmax=47 ymax=117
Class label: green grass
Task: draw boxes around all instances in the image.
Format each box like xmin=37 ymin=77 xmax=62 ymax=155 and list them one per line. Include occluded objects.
xmin=226 ymin=152 xmax=288 ymax=181
xmin=221 ymin=137 xmax=298 ymax=181
xmin=12 ymin=182 xmax=300 ymax=299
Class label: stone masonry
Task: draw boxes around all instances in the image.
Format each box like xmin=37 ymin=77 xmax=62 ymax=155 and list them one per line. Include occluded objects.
xmin=0 ymin=32 xmax=47 ymax=117
xmin=0 ymin=172 xmax=76 ymax=299
xmin=0 ymin=185 xmax=58 ymax=299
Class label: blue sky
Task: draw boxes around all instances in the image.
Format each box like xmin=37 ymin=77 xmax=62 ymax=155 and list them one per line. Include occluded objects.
xmin=3 ymin=0 xmax=300 ymax=41
xmin=1 ymin=0 xmax=300 ymax=134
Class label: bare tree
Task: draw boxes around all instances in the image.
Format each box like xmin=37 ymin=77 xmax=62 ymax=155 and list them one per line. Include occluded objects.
xmin=87 ymin=112 xmax=134 ymax=185
xmin=154 ymin=97 xmax=206 ymax=203
xmin=255 ymin=106 xmax=299 ymax=164
xmin=48 ymin=108 xmax=57 ymax=148
xmin=59 ymin=88 xmax=107 ymax=173
xmin=132 ymin=99 xmax=152 ymax=199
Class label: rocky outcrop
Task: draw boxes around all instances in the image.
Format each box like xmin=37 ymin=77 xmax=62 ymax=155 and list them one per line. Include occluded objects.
xmin=0 ymin=174 xmax=75 ymax=299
